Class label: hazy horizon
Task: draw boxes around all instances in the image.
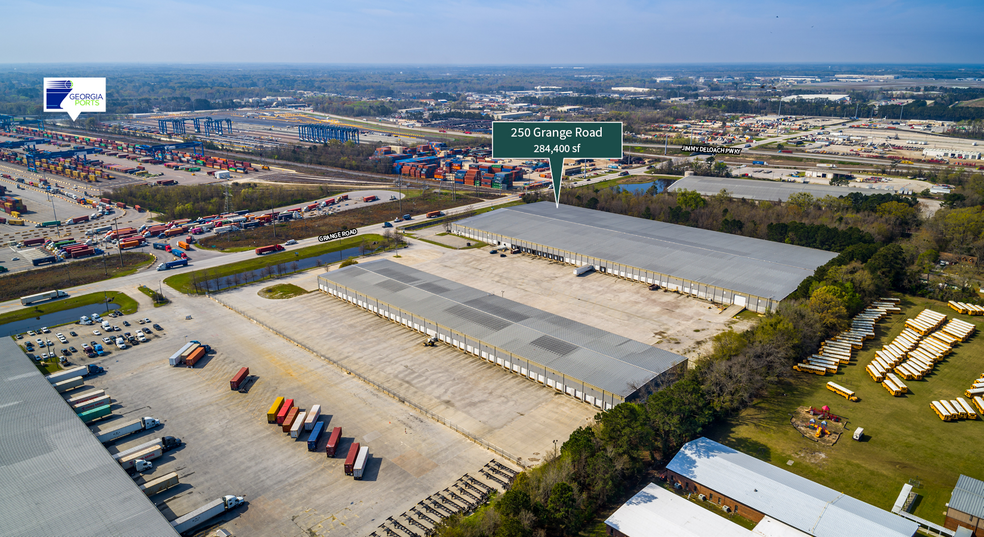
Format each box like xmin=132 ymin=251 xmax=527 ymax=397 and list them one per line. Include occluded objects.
xmin=8 ymin=0 xmax=983 ymax=64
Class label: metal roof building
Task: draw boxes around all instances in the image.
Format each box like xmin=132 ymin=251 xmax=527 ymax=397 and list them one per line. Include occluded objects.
xmin=666 ymin=438 xmax=918 ymax=537
xmin=604 ymin=483 xmax=811 ymax=537
xmin=450 ymin=202 xmax=837 ymax=313
xmin=667 ymin=175 xmax=902 ymax=201
xmin=0 ymin=338 xmax=177 ymax=537
xmin=318 ymin=260 xmax=686 ymax=408
xmin=945 ymin=475 xmax=984 ymax=536
xmin=605 ymin=482 xmax=752 ymax=537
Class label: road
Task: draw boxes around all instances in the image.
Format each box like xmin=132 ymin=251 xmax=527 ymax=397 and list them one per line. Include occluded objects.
xmin=0 ymin=193 xmax=520 ymax=314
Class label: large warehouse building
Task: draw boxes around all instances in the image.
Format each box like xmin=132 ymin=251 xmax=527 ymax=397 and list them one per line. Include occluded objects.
xmin=318 ymin=260 xmax=686 ymax=408
xmin=450 ymin=202 xmax=838 ymax=313
xmin=0 ymin=338 xmax=177 ymax=536
xmin=666 ymin=175 xmax=909 ymax=201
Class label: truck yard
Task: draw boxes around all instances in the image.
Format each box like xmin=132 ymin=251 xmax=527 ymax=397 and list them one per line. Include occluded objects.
xmin=75 ymin=291 xmax=513 ymax=537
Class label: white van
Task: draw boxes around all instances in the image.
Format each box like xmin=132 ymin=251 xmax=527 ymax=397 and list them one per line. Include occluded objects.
xmin=102 ymin=320 xmax=112 ymax=331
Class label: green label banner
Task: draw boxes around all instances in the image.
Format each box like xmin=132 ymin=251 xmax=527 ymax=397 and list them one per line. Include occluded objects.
xmin=492 ymin=121 xmax=623 ymax=205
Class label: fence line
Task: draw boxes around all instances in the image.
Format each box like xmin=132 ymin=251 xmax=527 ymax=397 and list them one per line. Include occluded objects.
xmin=209 ymin=295 xmax=526 ymax=468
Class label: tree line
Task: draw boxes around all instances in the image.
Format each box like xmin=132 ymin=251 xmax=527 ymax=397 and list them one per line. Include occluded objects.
xmin=104 ymin=183 xmax=341 ymax=221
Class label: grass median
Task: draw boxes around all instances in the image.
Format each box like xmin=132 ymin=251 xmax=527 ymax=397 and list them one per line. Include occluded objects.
xmin=0 ymin=291 xmax=139 ymax=327
xmin=0 ymin=253 xmax=154 ymax=303
xmin=164 ymin=233 xmax=385 ymax=295
xmin=707 ymin=294 xmax=984 ymax=524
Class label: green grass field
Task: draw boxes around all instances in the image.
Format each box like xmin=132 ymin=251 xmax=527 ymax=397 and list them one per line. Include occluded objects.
xmin=708 ymin=295 xmax=984 ymax=524
xmin=0 ymin=291 xmax=139 ymax=328
xmin=258 ymin=283 xmax=309 ymax=299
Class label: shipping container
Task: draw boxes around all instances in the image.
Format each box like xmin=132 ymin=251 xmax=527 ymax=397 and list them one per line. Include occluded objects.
xmin=353 ymin=446 xmax=369 ymax=480
xmin=64 ymin=389 xmax=105 ymax=406
xmin=79 ymin=404 xmax=112 ymax=424
xmin=326 ymin=427 xmax=342 ymax=457
xmin=344 ymin=442 xmax=361 ymax=475
xmin=119 ymin=445 xmax=163 ymax=470
xmin=54 ymin=376 xmax=84 ymax=393
xmin=230 ymin=367 xmax=249 ymax=390
xmin=307 ymin=421 xmax=325 ymax=451
xmin=185 ymin=346 xmax=206 ymax=367
xmin=73 ymin=395 xmax=111 ymax=414
xmin=282 ymin=407 xmax=300 ymax=433
xmin=290 ymin=411 xmax=307 ymax=438
xmin=304 ymin=405 xmax=321 ymax=430
xmin=139 ymin=471 xmax=179 ymax=497
xmin=276 ymin=398 xmax=294 ymax=425
xmin=267 ymin=397 xmax=285 ymax=423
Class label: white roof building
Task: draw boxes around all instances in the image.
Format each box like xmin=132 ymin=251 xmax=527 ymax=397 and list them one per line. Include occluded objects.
xmin=781 ymin=94 xmax=850 ymax=102
xmin=605 ymin=482 xmax=811 ymax=537
xmin=666 ymin=438 xmax=918 ymax=537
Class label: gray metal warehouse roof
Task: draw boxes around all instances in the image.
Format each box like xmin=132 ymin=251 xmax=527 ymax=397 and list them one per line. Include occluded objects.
xmin=319 ymin=260 xmax=685 ymax=398
xmin=667 ymin=176 xmax=895 ymax=202
xmin=949 ymin=475 xmax=984 ymax=519
xmin=0 ymin=338 xmax=177 ymax=537
xmin=453 ymin=202 xmax=838 ymax=300
xmin=667 ymin=438 xmax=918 ymax=537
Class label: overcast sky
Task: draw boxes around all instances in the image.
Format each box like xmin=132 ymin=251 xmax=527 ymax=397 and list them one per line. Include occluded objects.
xmin=8 ymin=0 xmax=983 ymax=64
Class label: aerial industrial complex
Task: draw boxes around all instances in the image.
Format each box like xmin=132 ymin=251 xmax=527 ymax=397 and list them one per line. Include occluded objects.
xmin=4 ymin=56 xmax=984 ymax=537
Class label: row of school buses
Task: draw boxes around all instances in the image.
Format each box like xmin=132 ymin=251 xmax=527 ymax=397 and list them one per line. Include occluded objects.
xmin=793 ymin=299 xmax=900 ymax=376
xmin=867 ymin=311 xmax=975 ymax=385
xmin=948 ymin=301 xmax=984 ymax=315
xmin=931 ymin=397 xmax=982 ymax=421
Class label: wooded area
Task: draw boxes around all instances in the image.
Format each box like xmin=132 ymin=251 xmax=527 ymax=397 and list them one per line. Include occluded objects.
xmin=103 ymin=183 xmax=342 ymax=221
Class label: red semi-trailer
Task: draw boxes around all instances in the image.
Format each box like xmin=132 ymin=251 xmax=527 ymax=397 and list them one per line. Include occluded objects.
xmin=326 ymin=427 xmax=342 ymax=457
xmin=230 ymin=367 xmax=249 ymax=390
xmin=255 ymin=244 xmax=285 ymax=255
xmin=344 ymin=443 xmax=361 ymax=475
xmin=276 ymin=399 xmax=294 ymax=425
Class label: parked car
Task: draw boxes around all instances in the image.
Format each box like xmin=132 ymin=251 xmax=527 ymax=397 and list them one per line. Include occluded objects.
xmin=41 ymin=327 xmax=50 ymax=333
xmin=68 ymin=346 xmax=77 ymax=353
xmin=143 ymin=318 xmax=151 ymax=324
xmin=102 ymin=337 xmax=112 ymax=344
xmin=152 ymin=324 xmax=163 ymax=331
xmin=93 ymin=330 xmax=101 ymax=335
xmin=69 ymin=331 xmax=77 ymax=337
xmin=123 ymin=320 xmax=130 ymax=327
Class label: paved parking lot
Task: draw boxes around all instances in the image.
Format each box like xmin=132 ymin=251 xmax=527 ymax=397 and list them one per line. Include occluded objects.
xmin=215 ymin=282 xmax=596 ymax=467
xmin=72 ymin=291 xmax=508 ymax=537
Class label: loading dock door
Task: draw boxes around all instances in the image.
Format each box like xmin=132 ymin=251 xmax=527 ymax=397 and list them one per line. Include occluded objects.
xmin=734 ymin=295 xmax=747 ymax=307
